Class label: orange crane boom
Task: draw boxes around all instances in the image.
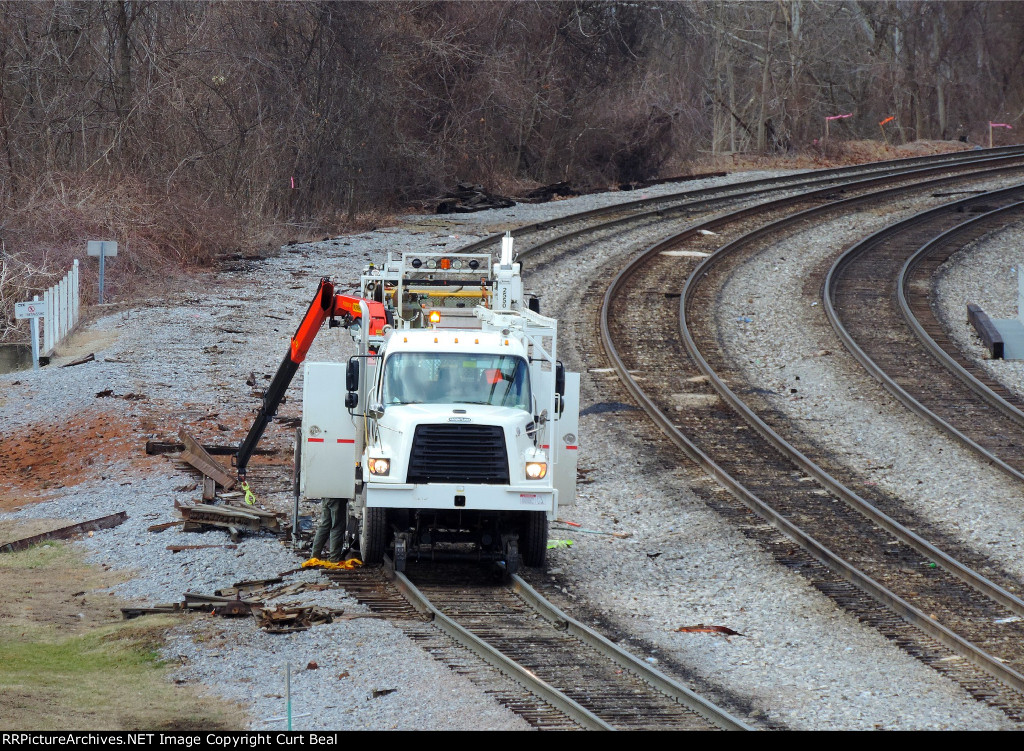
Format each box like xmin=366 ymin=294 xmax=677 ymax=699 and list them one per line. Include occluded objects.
xmin=236 ymin=278 xmax=388 ymax=478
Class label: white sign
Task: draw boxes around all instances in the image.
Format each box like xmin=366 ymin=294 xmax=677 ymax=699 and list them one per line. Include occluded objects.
xmin=14 ymin=301 xmax=45 ymax=319
xmin=87 ymin=240 xmax=118 ymax=257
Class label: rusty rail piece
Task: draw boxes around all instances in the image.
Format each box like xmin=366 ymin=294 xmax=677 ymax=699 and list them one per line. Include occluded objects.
xmin=122 ymin=590 xmax=263 ymax=620
xmin=122 ymin=576 xmax=327 ymax=621
xmin=595 ymin=165 xmax=1024 ymax=707
xmin=178 ymin=428 xmax=235 ymax=490
xmin=174 ymin=500 xmax=279 ymax=536
xmin=146 ymin=439 xmax=276 ymax=457
xmin=0 ymin=511 xmax=128 ymax=553
xmin=382 ymin=558 xmax=749 ymax=731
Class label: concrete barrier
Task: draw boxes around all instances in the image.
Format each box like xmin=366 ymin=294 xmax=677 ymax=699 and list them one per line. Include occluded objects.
xmin=968 ymin=303 xmax=1004 ymax=359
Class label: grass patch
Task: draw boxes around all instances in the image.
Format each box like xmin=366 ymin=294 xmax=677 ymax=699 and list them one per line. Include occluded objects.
xmin=2 ymin=540 xmax=67 ymax=569
xmin=0 ymin=541 xmax=245 ymax=730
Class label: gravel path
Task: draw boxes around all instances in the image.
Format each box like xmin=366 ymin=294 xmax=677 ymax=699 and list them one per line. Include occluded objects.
xmin=0 ymin=168 xmax=1015 ymax=730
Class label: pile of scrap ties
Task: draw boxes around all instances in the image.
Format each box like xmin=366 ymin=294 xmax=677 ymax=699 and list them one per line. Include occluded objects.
xmin=120 ymin=576 xmax=343 ymax=633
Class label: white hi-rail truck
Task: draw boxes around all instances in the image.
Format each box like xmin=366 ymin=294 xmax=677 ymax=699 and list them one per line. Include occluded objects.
xmin=237 ymin=234 xmax=580 ymax=572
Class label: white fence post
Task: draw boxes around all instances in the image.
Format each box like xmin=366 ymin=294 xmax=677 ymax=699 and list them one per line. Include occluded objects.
xmin=44 ymin=286 xmax=53 ymax=353
xmin=71 ymin=259 xmax=80 ymax=329
xmin=63 ymin=275 xmax=70 ymax=338
xmin=30 ymin=295 xmax=40 ymax=371
xmin=58 ymin=277 xmax=66 ymax=344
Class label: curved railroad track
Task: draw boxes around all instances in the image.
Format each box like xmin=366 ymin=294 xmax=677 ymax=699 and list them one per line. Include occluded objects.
xmin=901 ymin=203 xmax=1024 ymax=413
xmin=594 ymin=163 xmax=1024 ymax=722
xmin=326 ymin=561 xmax=749 ymax=731
xmin=281 ymin=147 xmax=1024 ymax=729
xmin=453 ymin=146 xmax=1024 ymax=263
xmin=827 ymin=188 xmax=1024 ymax=482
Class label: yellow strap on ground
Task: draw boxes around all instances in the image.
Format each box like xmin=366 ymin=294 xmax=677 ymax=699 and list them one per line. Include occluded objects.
xmin=241 ymin=481 xmax=256 ymax=506
xmin=302 ymin=557 xmax=363 ymax=570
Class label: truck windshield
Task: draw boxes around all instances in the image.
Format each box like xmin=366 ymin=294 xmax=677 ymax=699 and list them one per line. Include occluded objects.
xmin=382 ymin=353 xmax=531 ymax=410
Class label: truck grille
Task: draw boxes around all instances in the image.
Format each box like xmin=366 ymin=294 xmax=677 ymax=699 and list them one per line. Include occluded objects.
xmin=407 ymin=424 xmax=510 ymax=484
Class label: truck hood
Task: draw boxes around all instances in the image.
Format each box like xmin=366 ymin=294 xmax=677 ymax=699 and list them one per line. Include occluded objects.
xmin=369 ymin=403 xmax=541 ymax=485
xmin=380 ymin=403 xmax=530 ymax=428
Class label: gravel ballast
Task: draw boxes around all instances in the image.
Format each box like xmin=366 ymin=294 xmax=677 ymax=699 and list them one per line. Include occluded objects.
xmin=712 ymin=176 xmax=1024 ymax=583
xmin=0 ymin=169 xmax=1015 ymax=730
xmin=934 ymin=223 xmax=1024 ymax=399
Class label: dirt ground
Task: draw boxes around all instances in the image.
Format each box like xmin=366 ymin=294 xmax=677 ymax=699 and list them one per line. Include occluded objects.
xmin=0 ymin=537 xmax=126 ymax=631
xmin=0 ymin=322 xmax=253 ymax=729
xmin=0 ymin=540 xmax=246 ymax=730
xmin=0 ymin=410 xmax=142 ymax=510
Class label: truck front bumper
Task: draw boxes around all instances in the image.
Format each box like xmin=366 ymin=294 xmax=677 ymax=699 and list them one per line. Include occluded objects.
xmin=366 ymin=482 xmax=555 ymax=513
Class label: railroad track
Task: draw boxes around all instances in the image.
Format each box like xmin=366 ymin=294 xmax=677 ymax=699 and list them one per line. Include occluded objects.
xmin=454 ymin=145 xmax=1024 ymax=262
xmin=326 ymin=561 xmax=749 ymax=731
xmin=827 ymin=187 xmax=1024 ymax=482
xmin=593 ymin=162 xmax=1024 ymax=721
xmin=282 ymin=148 xmax=1024 ymax=727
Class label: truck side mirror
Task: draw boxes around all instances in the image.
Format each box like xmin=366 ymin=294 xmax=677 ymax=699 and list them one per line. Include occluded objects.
xmin=346 ymin=357 xmax=360 ymax=392
xmin=345 ymin=392 xmax=358 ymax=409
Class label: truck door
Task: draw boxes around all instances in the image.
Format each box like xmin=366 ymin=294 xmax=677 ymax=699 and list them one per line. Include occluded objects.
xmin=553 ymin=372 xmax=580 ymax=507
xmin=301 ymin=362 xmax=360 ymax=499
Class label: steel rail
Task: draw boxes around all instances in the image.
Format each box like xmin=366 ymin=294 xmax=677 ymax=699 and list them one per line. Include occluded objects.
xmin=452 ymin=146 xmax=1024 ymax=259
xmin=598 ymin=167 xmax=1024 ymax=697
xmin=503 ymin=150 xmax=1024 ymax=263
xmin=823 ymin=184 xmax=1024 ymax=485
xmin=510 ymin=575 xmax=751 ymax=731
xmin=356 ymin=150 xmax=1024 ymax=722
xmin=380 ymin=556 xmax=614 ymax=730
xmin=674 ymin=172 xmax=1024 ymax=620
xmin=896 ymin=201 xmax=1024 ymax=424
xmin=382 ymin=558 xmax=749 ymax=730
xmin=505 ymin=156 xmax=1024 ymax=297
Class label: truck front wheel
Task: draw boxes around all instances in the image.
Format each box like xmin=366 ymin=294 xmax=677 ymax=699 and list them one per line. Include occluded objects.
xmin=521 ymin=511 xmax=548 ymax=567
xmin=359 ymin=507 xmax=388 ymax=565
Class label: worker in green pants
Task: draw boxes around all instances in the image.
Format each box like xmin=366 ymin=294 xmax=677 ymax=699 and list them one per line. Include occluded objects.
xmin=311 ymin=498 xmax=346 ymax=561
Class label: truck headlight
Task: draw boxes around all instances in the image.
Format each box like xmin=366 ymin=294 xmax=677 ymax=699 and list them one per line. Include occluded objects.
xmin=368 ymin=458 xmax=391 ymax=476
xmin=525 ymin=461 xmax=547 ymax=480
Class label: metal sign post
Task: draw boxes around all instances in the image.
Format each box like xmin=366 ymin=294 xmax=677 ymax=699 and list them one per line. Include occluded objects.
xmin=87 ymin=241 xmax=118 ymax=303
xmin=14 ymin=295 xmax=44 ymax=371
